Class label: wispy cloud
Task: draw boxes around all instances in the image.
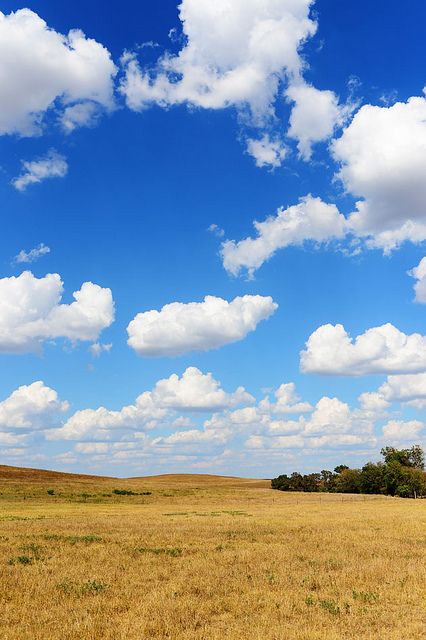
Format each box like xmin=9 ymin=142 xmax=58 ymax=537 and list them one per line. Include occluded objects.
xmin=13 ymin=243 xmax=50 ymax=264
xmin=12 ymin=150 xmax=68 ymax=191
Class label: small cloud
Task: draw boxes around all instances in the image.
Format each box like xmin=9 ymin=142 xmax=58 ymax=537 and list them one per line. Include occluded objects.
xmin=89 ymin=342 xmax=113 ymax=358
xmin=13 ymin=243 xmax=50 ymax=264
xmin=12 ymin=150 xmax=68 ymax=191
xmin=208 ymin=224 xmax=225 ymax=238
xmin=246 ymin=134 xmax=288 ymax=169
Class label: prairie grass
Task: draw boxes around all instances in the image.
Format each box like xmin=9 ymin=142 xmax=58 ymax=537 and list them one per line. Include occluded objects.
xmin=0 ymin=466 xmax=425 ymax=639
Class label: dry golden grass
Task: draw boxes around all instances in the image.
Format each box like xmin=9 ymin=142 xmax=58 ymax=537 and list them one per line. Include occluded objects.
xmin=0 ymin=465 xmax=425 ymax=639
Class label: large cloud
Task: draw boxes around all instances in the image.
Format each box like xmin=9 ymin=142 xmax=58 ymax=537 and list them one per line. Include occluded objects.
xmin=0 ymin=271 xmax=114 ymax=353
xmin=0 ymin=381 xmax=68 ymax=430
xmin=0 ymin=9 xmax=116 ymax=136
xmin=48 ymin=367 xmax=254 ymax=441
xmin=301 ymin=323 xmax=426 ymax=375
xmin=332 ymin=92 xmax=426 ymax=252
xmin=120 ymin=0 xmax=316 ymax=121
xmin=221 ymin=195 xmax=347 ymax=277
xmin=127 ymin=295 xmax=277 ymax=356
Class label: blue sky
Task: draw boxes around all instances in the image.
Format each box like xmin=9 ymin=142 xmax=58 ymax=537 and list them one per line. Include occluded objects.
xmin=1 ymin=0 xmax=426 ymax=477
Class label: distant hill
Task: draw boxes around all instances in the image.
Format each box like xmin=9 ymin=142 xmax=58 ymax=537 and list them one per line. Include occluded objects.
xmin=0 ymin=465 xmax=269 ymax=488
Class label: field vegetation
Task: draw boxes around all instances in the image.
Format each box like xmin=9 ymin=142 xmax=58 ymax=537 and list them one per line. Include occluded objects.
xmin=0 ymin=465 xmax=425 ymax=639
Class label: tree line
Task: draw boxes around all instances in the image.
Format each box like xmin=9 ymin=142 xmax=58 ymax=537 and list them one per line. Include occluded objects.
xmin=271 ymin=445 xmax=426 ymax=498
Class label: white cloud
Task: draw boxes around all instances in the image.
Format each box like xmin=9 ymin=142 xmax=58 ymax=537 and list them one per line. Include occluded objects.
xmin=60 ymin=102 xmax=102 ymax=133
xmin=89 ymin=342 xmax=112 ymax=358
xmin=221 ymin=195 xmax=347 ymax=277
xmin=302 ymin=397 xmax=352 ymax=435
xmin=150 ymin=367 xmax=254 ymax=411
xmin=48 ymin=367 xmax=254 ymax=441
xmin=12 ymin=150 xmax=68 ymax=191
xmin=409 ymin=257 xmax=426 ymax=303
xmin=0 ymin=9 xmax=116 ymax=136
xmin=0 ymin=381 xmax=68 ymax=430
xmin=286 ymin=83 xmax=347 ymax=159
xmin=246 ymin=134 xmax=288 ymax=168
xmin=208 ymin=224 xmax=224 ymax=238
xmin=358 ymin=391 xmax=390 ymax=414
xmin=127 ymin=294 xmax=277 ymax=356
xmin=75 ymin=442 xmax=110 ymax=454
xmin=246 ymin=434 xmax=304 ymax=449
xmin=382 ymin=420 xmax=424 ymax=441
xmin=13 ymin=243 xmax=50 ymax=264
xmin=120 ymin=0 xmax=317 ymax=122
xmin=0 ymin=271 xmax=114 ymax=353
xmin=378 ymin=373 xmax=426 ymax=407
xmin=259 ymin=382 xmax=313 ymax=414
xmin=301 ymin=322 xmax=426 ymax=376
xmin=332 ymin=92 xmax=426 ymax=252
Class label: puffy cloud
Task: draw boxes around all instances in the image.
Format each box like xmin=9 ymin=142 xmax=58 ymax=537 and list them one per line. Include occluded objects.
xmin=259 ymin=382 xmax=313 ymax=414
xmin=302 ymin=397 xmax=352 ymax=435
xmin=286 ymin=83 xmax=346 ymax=159
xmin=48 ymin=367 xmax=254 ymax=441
xmin=358 ymin=391 xmax=390 ymax=413
xmin=0 ymin=381 xmax=68 ymax=430
xmin=382 ymin=420 xmax=424 ymax=441
xmin=150 ymin=367 xmax=254 ymax=411
xmin=332 ymin=93 xmax=426 ymax=252
xmin=127 ymin=295 xmax=277 ymax=357
xmin=378 ymin=373 xmax=426 ymax=408
xmin=0 ymin=271 xmax=114 ymax=353
xmin=48 ymin=392 xmax=166 ymax=441
xmin=408 ymin=257 xmax=426 ymax=303
xmin=0 ymin=9 xmax=116 ymax=136
xmin=13 ymin=243 xmax=50 ymax=264
xmin=12 ymin=150 xmax=68 ymax=191
xmin=120 ymin=0 xmax=317 ymax=122
xmin=221 ymin=195 xmax=347 ymax=277
xmin=301 ymin=323 xmax=426 ymax=376
xmin=246 ymin=134 xmax=288 ymax=168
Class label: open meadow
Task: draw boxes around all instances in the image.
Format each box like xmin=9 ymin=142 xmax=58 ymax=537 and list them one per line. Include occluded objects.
xmin=1 ymin=465 xmax=426 ymax=639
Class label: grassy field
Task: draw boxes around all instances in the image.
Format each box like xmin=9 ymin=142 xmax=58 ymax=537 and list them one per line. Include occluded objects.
xmin=0 ymin=465 xmax=425 ymax=639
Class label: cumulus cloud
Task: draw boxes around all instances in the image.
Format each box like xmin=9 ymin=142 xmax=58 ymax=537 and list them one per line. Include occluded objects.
xmin=408 ymin=257 xmax=426 ymax=303
xmin=0 ymin=9 xmax=116 ymax=136
xmin=221 ymin=195 xmax=347 ymax=277
xmin=286 ymin=83 xmax=347 ymax=159
xmin=12 ymin=150 xmax=68 ymax=191
xmin=120 ymin=0 xmax=317 ymax=122
xmin=0 ymin=381 xmax=68 ymax=430
xmin=127 ymin=295 xmax=277 ymax=356
xmin=382 ymin=420 xmax=424 ymax=441
xmin=378 ymin=374 xmax=426 ymax=408
xmin=259 ymin=382 xmax=313 ymax=414
xmin=48 ymin=367 xmax=254 ymax=441
xmin=13 ymin=243 xmax=50 ymax=264
xmin=0 ymin=271 xmax=114 ymax=353
xmin=332 ymin=92 xmax=426 ymax=252
xmin=246 ymin=134 xmax=288 ymax=168
xmin=301 ymin=322 xmax=426 ymax=376
xmin=150 ymin=367 xmax=254 ymax=411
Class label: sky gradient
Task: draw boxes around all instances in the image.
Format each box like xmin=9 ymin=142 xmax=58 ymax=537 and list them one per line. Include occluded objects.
xmin=1 ymin=0 xmax=426 ymax=477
